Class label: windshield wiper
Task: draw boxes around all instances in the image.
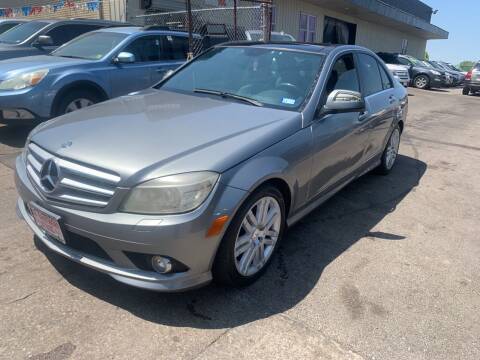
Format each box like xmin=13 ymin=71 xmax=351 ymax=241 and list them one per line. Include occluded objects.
xmin=56 ymin=55 xmax=84 ymax=59
xmin=194 ymin=88 xmax=263 ymax=107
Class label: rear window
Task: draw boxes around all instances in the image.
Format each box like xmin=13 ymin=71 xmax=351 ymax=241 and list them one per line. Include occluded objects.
xmin=0 ymin=22 xmax=20 ymax=35
xmin=0 ymin=21 xmax=48 ymax=44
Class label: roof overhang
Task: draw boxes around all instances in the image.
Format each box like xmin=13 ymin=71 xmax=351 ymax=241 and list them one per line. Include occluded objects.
xmin=308 ymin=0 xmax=448 ymax=40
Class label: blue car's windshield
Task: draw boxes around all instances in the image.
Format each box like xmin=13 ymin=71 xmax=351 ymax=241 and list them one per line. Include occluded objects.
xmin=0 ymin=21 xmax=48 ymax=44
xmin=159 ymin=46 xmax=324 ymax=110
xmin=52 ymin=31 xmax=128 ymax=60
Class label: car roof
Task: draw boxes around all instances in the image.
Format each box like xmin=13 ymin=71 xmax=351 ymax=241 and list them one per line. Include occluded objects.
xmin=0 ymin=19 xmax=28 ymax=23
xmin=98 ymin=26 xmax=199 ymax=37
xmin=218 ymin=41 xmax=363 ymax=55
xmin=25 ymin=18 xmax=126 ymax=26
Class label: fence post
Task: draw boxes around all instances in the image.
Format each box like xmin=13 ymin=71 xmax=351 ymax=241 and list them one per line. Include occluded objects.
xmin=262 ymin=1 xmax=271 ymax=41
xmin=234 ymin=0 xmax=238 ymax=40
xmin=186 ymin=0 xmax=194 ymax=59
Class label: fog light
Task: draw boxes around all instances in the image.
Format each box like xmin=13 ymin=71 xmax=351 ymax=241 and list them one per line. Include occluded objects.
xmin=151 ymin=256 xmax=172 ymax=274
xmin=2 ymin=109 xmax=34 ymax=119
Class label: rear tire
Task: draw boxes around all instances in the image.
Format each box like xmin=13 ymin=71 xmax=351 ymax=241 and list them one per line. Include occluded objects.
xmin=414 ymin=75 xmax=430 ymax=89
xmin=213 ymin=185 xmax=286 ymax=287
xmin=376 ymin=124 xmax=401 ymax=175
xmin=55 ymin=89 xmax=100 ymax=116
xmin=462 ymin=87 xmax=470 ymax=95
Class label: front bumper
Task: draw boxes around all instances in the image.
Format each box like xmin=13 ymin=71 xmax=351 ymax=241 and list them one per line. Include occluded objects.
xmin=15 ymin=156 xmax=247 ymax=291
xmin=430 ymin=76 xmax=444 ymax=88
xmin=0 ymin=87 xmax=50 ymax=125
xmin=464 ymin=81 xmax=480 ymax=91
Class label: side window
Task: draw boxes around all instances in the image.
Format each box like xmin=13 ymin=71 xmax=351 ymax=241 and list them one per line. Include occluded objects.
xmin=123 ymin=36 xmax=162 ymax=62
xmin=45 ymin=24 xmax=102 ymax=46
xmin=378 ymin=63 xmax=393 ymax=89
xmin=357 ymin=53 xmax=383 ymax=96
xmin=325 ymin=53 xmax=360 ymax=95
xmin=160 ymin=35 xmax=189 ymax=60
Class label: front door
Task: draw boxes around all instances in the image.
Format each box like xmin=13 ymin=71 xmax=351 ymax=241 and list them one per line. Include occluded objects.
xmin=150 ymin=35 xmax=189 ymax=83
xmin=109 ymin=35 xmax=164 ymax=98
xmin=309 ymin=53 xmax=369 ymax=199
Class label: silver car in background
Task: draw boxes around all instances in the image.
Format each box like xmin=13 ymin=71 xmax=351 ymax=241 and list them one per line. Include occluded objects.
xmin=384 ymin=63 xmax=410 ymax=87
xmin=15 ymin=43 xmax=408 ymax=292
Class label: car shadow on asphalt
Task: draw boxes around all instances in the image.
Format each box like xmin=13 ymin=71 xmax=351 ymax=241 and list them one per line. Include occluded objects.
xmin=35 ymin=154 xmax=426 ymax=329
xmin=0 ymin=124 xmax=35 ymax=149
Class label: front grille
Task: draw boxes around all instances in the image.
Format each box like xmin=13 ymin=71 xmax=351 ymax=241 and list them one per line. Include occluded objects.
xmin=26 ymin=142 xmax=121 ymax=208
xmin=394 ymin=70 xmax=409 ymax=81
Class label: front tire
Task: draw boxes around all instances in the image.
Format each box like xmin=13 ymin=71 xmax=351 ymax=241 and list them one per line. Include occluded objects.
xmin=463 ymin=87 xmax=470 ymax=95
xmin=376 ymin=125 xmax=401 ymax=175
xmin=414 ymin=75 xmax=430 ymax=89
xmin=55 ymin=89 xmax=100 ymax=116
xmin=213 ymin=185 xmax=286 ymax=287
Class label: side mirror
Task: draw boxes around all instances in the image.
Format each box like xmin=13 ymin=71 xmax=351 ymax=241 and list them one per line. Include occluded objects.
xmin=393 ymin=75 xmax=401 ymax=83
xmin=321 ymin=90 xmax=365 ymax=115
xmin=114 ymin=52 xmax=135 ymax=64
xmin=162 ymin=69 xmax=174 ymax=80
xmin=34 ymin=35 xmax=53 ymax=47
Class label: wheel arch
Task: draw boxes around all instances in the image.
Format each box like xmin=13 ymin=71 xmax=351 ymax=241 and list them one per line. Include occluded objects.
xmin=51 ymin=80 xmax=109 ymax=116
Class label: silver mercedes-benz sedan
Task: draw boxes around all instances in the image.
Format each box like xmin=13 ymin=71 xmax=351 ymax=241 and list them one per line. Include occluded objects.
xmin=15 ymin=42 xmax=408 ymax=291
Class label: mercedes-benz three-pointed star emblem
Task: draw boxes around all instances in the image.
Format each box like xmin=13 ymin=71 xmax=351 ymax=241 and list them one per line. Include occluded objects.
xmin=39 ymin=159 xmax=60 ymax=192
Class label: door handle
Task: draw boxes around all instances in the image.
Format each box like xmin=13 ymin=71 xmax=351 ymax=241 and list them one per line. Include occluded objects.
xmin=358 ymin=111 xmax=369 ymax=122
xmin=388 ymin=95 xmax=396 ymax=104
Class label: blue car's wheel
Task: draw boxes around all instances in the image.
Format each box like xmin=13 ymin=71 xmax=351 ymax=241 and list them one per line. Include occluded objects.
xmin=55 ymin=89 xmax=100 ymax=116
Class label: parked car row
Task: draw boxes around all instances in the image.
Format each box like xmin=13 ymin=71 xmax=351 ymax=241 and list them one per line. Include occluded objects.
xmin=0 ymin=22 xmax=199 ymax=125
xmin=377 ymin=52 xmax=466 ymax=90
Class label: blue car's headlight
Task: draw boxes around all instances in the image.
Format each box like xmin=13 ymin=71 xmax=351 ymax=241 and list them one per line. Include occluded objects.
xmin=0 ymin=69 xmax=49 ymax=91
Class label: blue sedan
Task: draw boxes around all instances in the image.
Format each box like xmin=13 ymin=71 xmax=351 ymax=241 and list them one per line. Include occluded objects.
xmin=0 ymin=26 xmax=194 ymax=125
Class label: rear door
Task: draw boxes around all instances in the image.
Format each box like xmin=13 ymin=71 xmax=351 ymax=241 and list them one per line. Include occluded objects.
xmin=356 ymin=52 xmax=396 ymax=162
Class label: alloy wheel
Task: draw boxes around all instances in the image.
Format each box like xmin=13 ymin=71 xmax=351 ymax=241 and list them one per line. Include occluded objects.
xmin=415 ymin=76 xmax=428 ymax=89
xmin=234 ymin=196 xmax=281 ymax=277
xmin=65 ymin=98 xmax=94 ymax=113
xmin=386 ymin=128 xmax=400 ymax=170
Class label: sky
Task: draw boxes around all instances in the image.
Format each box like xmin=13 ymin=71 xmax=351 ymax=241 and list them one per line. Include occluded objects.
xmin=424 ymin=0 xmax=479 ymax=65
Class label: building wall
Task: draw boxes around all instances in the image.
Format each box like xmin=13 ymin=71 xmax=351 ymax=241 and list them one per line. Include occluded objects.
xmin=274 ymin=0 xmax=427 ymax=59
xmin=0 ymin=0 xmax=126 ymax=22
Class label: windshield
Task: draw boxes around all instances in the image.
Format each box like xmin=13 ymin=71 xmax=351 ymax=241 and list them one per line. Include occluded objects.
xmin=0 ymin=21 xmax=48 ymax=44
xmin=403 ymin=56 xmax=423 ymax=67
xmin=52 ymin=32 xmax=127 ymax=60
xmin=420 ymin=61 xmax=434 ymax=69
xmin=159 ymin=46 xmax=324 ymax=110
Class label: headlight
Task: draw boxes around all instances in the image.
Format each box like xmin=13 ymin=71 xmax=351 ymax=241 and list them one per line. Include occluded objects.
xmin=430 ymin=70 xmax=441 ymax=76
xmin=120 ymin=171 xmax=219 ymax=214
xmin=0 ymin=69 xmax=49 ymax=91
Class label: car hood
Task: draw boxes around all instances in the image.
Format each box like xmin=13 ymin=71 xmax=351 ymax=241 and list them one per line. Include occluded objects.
xmin=0 ymin=55 xmax=89 ymax=79
xmin=30 ymin=89 xmax=302 ymax=187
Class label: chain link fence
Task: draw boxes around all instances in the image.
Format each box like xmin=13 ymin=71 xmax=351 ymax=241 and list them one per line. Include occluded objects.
xmin=134 ymin=0 xmax=273 ymax=56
